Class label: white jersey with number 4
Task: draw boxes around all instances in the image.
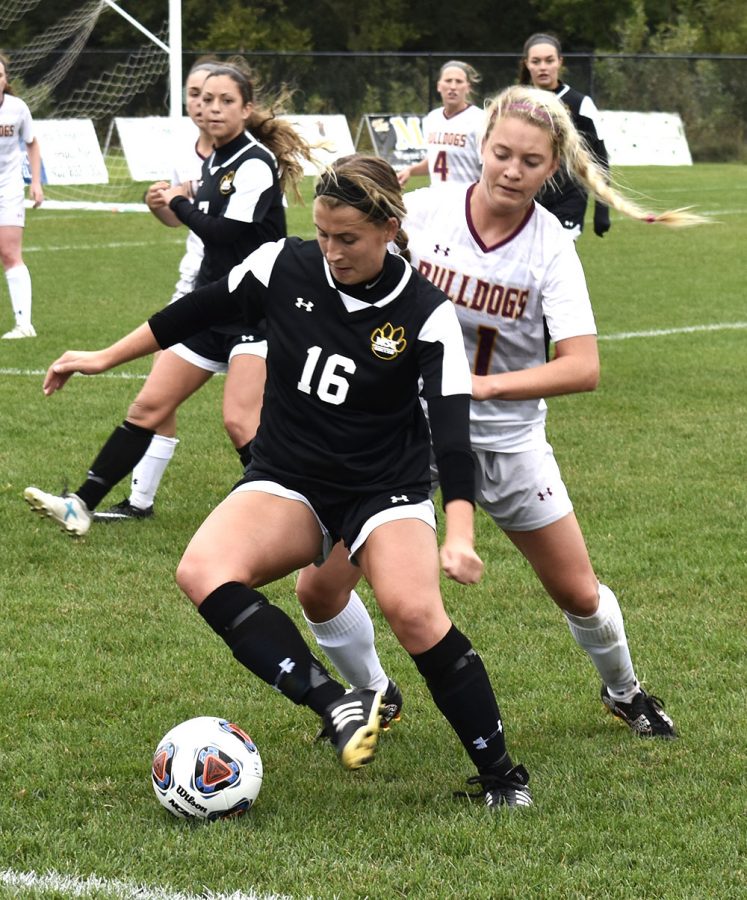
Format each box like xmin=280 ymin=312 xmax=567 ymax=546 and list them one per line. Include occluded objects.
xmin=421 ymin=104 xmax=484 ymax=186
xmin=405 ymin=183 xmax=596 ymax=452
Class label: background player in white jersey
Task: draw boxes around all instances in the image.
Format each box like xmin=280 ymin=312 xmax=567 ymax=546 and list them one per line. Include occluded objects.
xmin=33 ymin=155 xmax=532 ymax=810
xmin=95 ymin=58 xmax=219 ymax=522
xmin=296 ymin=86 xmax=705 ymax=744
xmin=0 ymin=53 xmax=43 ymax=339
xmin=398 ymin=60 xmax=483 ymax=188
xmin=25 ymin=61 xmax=313 ymax=535
xmin=520 ymin=33 xmax=611 ymax=240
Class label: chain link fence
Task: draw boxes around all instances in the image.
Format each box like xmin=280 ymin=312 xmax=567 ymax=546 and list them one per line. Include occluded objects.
xmin=15 ymin=48 xmax=747 ymax=162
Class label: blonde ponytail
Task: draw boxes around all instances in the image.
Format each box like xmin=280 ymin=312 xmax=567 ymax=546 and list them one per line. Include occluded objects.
xmin=484 ymin=86 xmax=709 ymax=228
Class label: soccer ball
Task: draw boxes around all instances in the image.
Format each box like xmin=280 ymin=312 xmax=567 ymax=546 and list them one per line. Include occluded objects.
xmin=151 ymin=716 xmax=263 ymax=820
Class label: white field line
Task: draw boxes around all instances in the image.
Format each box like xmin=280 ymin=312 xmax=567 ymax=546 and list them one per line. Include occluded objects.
xmin=597 ymin=321 xmax=747 ymax=341
xmin=2 ymin=321 xmax=746 ymax=386
xmin=24 ymin=239 xmax=183 ymax=253
xmin=0 ymin=368 xmax=150 ymax=380
xmin=0 ymin=869 xmax=292 ymax=900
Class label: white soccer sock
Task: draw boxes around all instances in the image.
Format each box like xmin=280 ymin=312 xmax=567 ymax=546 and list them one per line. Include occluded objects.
xmin=564 ymin=583 xmax=639 ymax=702
xmin=5 ymin=264 xmax=32 ymax=327
xmin=129 ymin=434 xmax=179 ymax=509
xmin=303 ymin=590 xmax=389 ymax=692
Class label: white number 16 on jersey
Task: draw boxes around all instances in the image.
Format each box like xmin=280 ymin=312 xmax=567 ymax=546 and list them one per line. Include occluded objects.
xmin=297 ymin=346 xmax=356 ymax=406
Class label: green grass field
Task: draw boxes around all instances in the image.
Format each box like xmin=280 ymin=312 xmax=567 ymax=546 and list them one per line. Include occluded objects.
xmin=1 ymin=165 xmax=745 ymax=900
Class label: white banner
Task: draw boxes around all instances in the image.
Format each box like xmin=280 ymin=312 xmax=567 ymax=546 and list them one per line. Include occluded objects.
xmin=278 ymin=114 xmax=355 ymax=174
xmin=599 ymin=111 xmax=692 ymax=166
xmin=116 ymin=115 xmax=355 ymax=182
xmin=115 ymin=116 xmax=199 ymax=182
xmin=29 ymin=119 xmax=108 ymax=185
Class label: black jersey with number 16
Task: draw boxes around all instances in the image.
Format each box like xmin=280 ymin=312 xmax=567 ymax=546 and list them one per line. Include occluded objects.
xmin=149 ymin=238 xmax=473 ymax=499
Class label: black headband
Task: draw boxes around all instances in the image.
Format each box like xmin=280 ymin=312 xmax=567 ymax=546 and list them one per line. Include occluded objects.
xmin=314 ymin=172 xmax=370 ymax=207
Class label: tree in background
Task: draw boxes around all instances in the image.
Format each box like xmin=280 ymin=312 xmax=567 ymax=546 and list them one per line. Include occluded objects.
xmin=594 ymin=0 xmax=743 ymax=159
xmin=2 ymin=0 xmax=746 ymax=158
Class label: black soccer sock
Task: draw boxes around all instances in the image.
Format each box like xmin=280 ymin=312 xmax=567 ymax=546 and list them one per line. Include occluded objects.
xmin=198 ymin=581 xmax=345 ymax=715
xmin=236 ymin=440 xmax=253 ymax=470
xmin=76 ymin=420 xmax=155 ymax=510
xmin=411 ymin=625 xmax=512 ymax=774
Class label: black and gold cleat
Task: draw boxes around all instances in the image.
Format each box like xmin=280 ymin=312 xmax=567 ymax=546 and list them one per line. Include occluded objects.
xmin=322 ymin=689 xmax=382 ymax=770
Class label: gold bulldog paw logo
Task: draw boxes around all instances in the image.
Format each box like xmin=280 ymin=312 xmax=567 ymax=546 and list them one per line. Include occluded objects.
xmin=219 ymin=171 xmax=235 ymax=195
xmin=371 ymin=322 xmax=407 ymax=360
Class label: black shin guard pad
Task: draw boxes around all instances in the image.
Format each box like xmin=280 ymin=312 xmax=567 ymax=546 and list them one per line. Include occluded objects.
xmin=198 ymin=582 xmax=343 ymax=713
xmin=411 ymin=625 xmax=509 ymax=770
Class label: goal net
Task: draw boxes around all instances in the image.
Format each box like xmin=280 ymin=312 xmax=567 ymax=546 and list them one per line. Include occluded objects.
xmin=1 ymin=0 xmax=171 ymax=210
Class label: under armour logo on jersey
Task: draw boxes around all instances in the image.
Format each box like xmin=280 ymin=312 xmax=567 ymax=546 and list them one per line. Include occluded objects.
xmin=537 ymin=487 xmax=553 ymax=501
xmin=295 ymin=297 xmax=314 ymax=312
xmin=241 ymin=335 xmax=256 ymax=342
xmin=434 ymin=243 xmax=450 ymax=256
xmin=390 ymin=494 xmax=409 ymax=504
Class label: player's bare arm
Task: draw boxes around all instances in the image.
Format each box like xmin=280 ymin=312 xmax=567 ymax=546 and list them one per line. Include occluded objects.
xmin=440 ymin=498 xmax=483 ymax=585
xmin=471 ymin=334 xmax=600 ymax=401
xmin=43 ymin=323 xmax=161 ymax=395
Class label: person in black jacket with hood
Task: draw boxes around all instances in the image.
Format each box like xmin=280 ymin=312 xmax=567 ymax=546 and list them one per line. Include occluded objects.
xmin=520 ymin=33 xmax=611 ymax=240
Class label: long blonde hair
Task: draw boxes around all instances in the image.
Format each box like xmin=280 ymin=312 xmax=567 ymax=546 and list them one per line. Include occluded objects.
xmin=484 ymin=85 xmax=707 ymax=227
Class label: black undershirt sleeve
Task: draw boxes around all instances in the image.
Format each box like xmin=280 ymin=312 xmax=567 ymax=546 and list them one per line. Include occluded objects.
xmin=148 ymin=276 xmax=239 ymax=348
xmin=169 ymin=196 xmax=258 ymax=245
xmin=426 ymin=393 xmax=475 ymax=507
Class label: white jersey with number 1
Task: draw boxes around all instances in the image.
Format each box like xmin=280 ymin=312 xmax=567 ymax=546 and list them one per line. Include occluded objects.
xmin=421 ymin=104 xmax=484 ymax=186
xmin=404 ymin=182 xmax=596 ymax=452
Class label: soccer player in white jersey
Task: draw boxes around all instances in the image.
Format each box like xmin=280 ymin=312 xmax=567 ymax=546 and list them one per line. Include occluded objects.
xmin=94 ymin=59 xmax=219 ymax=522
xmin=32 ymin=155 xmax=532 ymax=810
xmin=520 ymin=33 xmax=611 ymax=240
xmin=0 ymin=53 xmax=43 ymax=339
xmin=296 ymin=87 xmax=706 ymax=751
xmin=398 ymin=60 xmax=484 ymax=189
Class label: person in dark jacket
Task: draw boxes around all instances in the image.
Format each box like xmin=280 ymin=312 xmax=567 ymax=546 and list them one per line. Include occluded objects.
xmin=519 ymin=33 xmax=611 ymax=240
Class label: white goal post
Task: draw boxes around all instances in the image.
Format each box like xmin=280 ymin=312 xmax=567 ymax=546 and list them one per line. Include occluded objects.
xmin=4 ymin=1 xmax=358 ymax=211
xmin=101 ymin=0 xmax=182 ymax=120
xmin=1 ymin=0 xmax=184 ymax=210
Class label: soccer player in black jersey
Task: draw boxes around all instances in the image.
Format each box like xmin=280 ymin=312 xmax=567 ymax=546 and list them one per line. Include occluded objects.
xmin=520 ymin=33 xmax=611 ymax=240
xmin=297 ymin=88 xmax=704 ymax=752
xmin=25 ymin=60 xmax=313 ymax=534
xmin=36 ymin=155 xmax=532 ymax=807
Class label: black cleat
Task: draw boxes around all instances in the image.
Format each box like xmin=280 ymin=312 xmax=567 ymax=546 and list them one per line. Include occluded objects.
xmin=601 ymin=685 xmax=677 ymax=738
xmin=459 ymin=764 xmax=533 ymax=809
xmin=316 ymin=678 xmax=401 ymax=741
xmin=380 ymin=678 xmax=403 ymax=731
xmin=94 ymin=498 xmax=154 ymax=522
xmin=322 ymin=689 xmax=382 ymax=770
